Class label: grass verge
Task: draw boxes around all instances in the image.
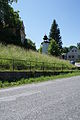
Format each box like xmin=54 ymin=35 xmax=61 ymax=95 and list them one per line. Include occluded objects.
xmin=0 ymin=71 xmax=80 ymax=88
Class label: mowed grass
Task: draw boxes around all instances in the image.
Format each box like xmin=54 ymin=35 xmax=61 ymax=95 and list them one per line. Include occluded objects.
xmin=0 ymin=43 xmax=75 ymax=70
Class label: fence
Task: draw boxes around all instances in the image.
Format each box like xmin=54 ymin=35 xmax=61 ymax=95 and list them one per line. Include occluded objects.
xmin=0 ymin=57 xmax=75 ymax=72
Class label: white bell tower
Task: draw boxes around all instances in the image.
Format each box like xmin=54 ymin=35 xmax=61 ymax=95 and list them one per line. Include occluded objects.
xmin=41 ymin=35 xmax=50 ymax=54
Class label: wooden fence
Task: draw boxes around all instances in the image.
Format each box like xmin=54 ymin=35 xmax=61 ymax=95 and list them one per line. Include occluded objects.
xmin=0 ymin=58 xmax=75 ymax=72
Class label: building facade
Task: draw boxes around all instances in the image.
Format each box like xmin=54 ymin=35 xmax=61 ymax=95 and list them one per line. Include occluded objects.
xmin=67 ymin=47 xmax=80 ymax=61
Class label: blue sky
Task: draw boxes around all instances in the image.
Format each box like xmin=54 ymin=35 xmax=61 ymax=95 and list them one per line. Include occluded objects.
xmin=12 ymin=0 xmax=80 ymax=49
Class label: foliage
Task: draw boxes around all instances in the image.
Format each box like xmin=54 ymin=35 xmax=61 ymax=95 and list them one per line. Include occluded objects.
xmin=38 ymin=45 xmax=42 ymax=53
xmin=62 ymin=47 xmax=69 ymax=53
xmin=77 ymin=43 xmax=80 ymax=49
xmin=48 ymin=39 xmax=61 ymax=56
xmin=0 ymin=0 xmax=17 ymax=4
xmin=62 ymin=46 xmax=77 ymax=54
xmin=0 ymin=0 xmax=17 ymax=24
xmin=49 ymin=19 xmax=62 ymax=50
xmin=0 ymin=0 xmax=23 ymax=46
xmin=69 ymin=45 xmax=77 ymax=51
xmin=23 ymin=39 xmax=36 ymax=51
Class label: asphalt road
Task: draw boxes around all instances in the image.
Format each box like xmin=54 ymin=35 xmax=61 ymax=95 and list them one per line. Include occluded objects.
xmin=0 ymin=76 xmax=80 ymax=120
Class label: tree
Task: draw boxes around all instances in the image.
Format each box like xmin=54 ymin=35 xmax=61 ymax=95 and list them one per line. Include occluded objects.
xmin=77 ymin=43 xmax=80 ymax=49
xmin=0 ymin=0 xmax=23 ymax=46
xmin=0 ymin=0 xmax=17 ymax=24
xmin=62 ymin=47 xmax=69 ymax=53
xmin=38 ymin=46 xmax=42 ymax=53
xmin=69 ymin=45 xmax=77 ymax=50
xmin=0 ymin=0 xmax=17 ymax=5
xmin=48 ymin=39 xmax=61 ymax=56
xmin=0 ymin=5 xmax=22 ymax=45
xmin=49 ymin=19 xmax=62 ymax=49
xmin=23 ymin=39 xmax=36 ymax=51
xmin=0 ymin=0 xmax=19 ymax=27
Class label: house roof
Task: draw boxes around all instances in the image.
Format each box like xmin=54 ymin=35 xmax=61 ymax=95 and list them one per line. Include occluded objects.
xmin=43 ymin=34 xmax=48 ymax=40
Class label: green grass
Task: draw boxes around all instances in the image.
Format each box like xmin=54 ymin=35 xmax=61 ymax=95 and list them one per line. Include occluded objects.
xmin=0 ymin=43 xmax=75 ymax=71
xmin=0 ymin=71 xmax=80 ymax=88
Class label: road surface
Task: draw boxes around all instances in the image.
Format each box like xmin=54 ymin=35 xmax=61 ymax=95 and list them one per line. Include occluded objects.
xmin=0 ymin=76 xmax=80 ymax=120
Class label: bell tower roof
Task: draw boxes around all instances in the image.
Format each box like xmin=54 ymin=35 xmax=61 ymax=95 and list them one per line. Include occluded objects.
xmin=43 ymin=34 xmax=48 ymax=40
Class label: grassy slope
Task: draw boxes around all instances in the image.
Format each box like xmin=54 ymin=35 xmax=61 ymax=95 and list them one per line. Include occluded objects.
xmin=0 ymin=44 xmax=74 ymax=70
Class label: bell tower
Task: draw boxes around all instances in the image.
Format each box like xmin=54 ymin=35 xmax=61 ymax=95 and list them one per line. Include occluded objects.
xmin=41 ymin=34 xmax=50 ymax=54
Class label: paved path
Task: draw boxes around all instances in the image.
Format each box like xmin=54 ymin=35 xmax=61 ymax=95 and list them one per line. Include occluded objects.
xmin=0 ymin=76 xmax=80 ymax=120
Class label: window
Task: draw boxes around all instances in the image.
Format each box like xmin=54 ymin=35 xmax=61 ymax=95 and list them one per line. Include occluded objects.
xmin=72 ymin=55 xmax=74 ymax=58
xmin=69 ymin=56 xmax=71 ymax=58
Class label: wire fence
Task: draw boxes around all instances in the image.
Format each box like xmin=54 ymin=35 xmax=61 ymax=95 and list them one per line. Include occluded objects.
xmin=0 ymin=57 xmax=76 ymax=72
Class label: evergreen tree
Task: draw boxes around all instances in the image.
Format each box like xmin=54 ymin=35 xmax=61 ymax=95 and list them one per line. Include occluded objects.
xmin=49 ymin=19 xmax=62 ymax=49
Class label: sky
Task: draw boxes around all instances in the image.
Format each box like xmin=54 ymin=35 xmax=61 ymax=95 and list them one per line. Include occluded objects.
xmin=12 ymin=0 xmax=80 ymax=49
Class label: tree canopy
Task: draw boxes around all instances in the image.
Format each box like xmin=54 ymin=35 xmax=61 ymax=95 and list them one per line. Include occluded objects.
xmin=77 ymin=43 xmax=80 ymax=49
xmin=0 ymin=0 xmax=23 ymax=45
xmin=62 ymin=47 xmax=69 ymax=53
xmin=48 ymin=39 xmax=61 ymax=56
xmin=0 ymin=0 xmax=17 ymax=4
xmin=49 ymin=19 xmax=62 ymax=49
xmin=0 ymin=0 xmax=19 ymax=28
xmin=0 ymin=0 xmax=37 ymax=50
xmin=23 ymin=39 xmax=36 ymax=51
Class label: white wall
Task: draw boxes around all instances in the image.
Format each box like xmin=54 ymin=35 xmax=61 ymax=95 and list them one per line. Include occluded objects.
xmin=67 ymin=47 xmax=80 ymax=61
xmin=42 ymin=42 xmax=49 ymax=54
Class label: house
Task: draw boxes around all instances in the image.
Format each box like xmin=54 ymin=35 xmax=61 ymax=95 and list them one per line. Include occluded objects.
xmin=41 ymin=35 xmax=50 ymax=54
xmin=67 ymin=47 xmax=80 ymax=61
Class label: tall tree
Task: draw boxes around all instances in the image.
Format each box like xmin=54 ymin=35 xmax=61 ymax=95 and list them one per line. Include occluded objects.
xmin=0 ymin=0 xmax=17 ymax=26
xmin=49 ymin=19 xmax=62 ymax=49
xmin=0 ymin=0 xmax=23 ymax=46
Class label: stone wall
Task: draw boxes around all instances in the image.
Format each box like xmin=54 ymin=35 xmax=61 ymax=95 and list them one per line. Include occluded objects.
xmin=0 ymin=71 xmax=72 ymax=82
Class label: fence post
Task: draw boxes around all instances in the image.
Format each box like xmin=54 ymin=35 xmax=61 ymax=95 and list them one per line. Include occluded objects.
xmin=62 ymin=64 xmax=63 ymax=71
xmin=53 ymin=63 xmax=55 ymax=71
xmin=30 ymin=61 xmax=31 ymax=71
xmin=35 ymin=61 xmax=37 ymax=71
xmin=43 ymin=62 xmax=44 ymax=71
xmin=12 ymin=59 xmax=14 ymax=71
